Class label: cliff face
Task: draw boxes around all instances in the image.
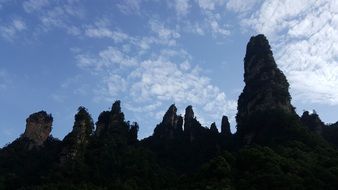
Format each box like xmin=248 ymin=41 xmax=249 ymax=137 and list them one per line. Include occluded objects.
xmin=236 ymin=34 xmax=295 ymax=143
xmin=23 ymin=111 xmax=53 ymax=148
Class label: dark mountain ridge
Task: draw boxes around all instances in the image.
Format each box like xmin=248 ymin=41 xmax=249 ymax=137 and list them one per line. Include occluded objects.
xmin=1 ymin=34 xmax=338 ymax=190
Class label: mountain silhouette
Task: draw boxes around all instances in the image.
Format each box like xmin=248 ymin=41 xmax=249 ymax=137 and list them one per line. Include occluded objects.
xmin=1 ymin=34 xmax=338 ymax=190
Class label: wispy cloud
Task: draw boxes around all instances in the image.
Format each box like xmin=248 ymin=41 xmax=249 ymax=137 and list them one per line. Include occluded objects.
xmin=128 ymin=50 xmax=236 ymax=121
xmin=75 ymin=44 xmax=236 ymax=126
xmin=193 ymin=0 xmax=231 ymax=38
xmin=226 ymin=0 xmax=261 ymax=14
xmin=83 ymin=19 xmax=130 ymax=42
xmin=76 ymin=46 xmax=137 ymax=72
xmin=84 ymin=19 xmax=181 ymax=50
xmin=94 ymin=74 xmax=128 ymax=101
xmin=70 ymin=4 xmax=236 ymax=126
xmin=197 ymin=0 xmax=225 ymax=11
xmin=116 ymin=0 xmax=142 ymax=15
xmin=0 ymin=19 xmax=26 ymax=41
xmin=149 ymin=20 xmax=181 ymax=45
xmin=85 ymin=27 xmax=129 ymax=42
xmin=174 ymin=0 xmax=191 ymax=16
xmin=21 ymin=0 xmax=85 ymax=36
xmin=22 ymin=0 xmax=49 ymax=13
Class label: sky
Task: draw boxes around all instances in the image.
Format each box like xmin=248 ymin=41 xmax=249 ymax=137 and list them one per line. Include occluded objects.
xmin=1 ymin=0 xmax=338 ymax=147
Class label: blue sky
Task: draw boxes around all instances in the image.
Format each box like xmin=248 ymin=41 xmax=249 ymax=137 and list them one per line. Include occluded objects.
xmin=1 ymin=0 xmax=338 ymax=146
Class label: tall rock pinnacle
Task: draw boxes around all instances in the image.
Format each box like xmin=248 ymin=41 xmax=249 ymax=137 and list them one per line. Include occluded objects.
xmin=236 ymin=34 xmax=295 ymax=141
xmin=23 ymin=111 xmax=53 ymax=147
xmin=183 ymin=105 xmax=206 ymax=142
xmin=153 ymin=104 xmax=183 ymax=139
xmin=60 ymin=107 xmax=94 ymax=163
xmin=95 ymin=100 xmax=125 ymax=136
xmin=221 ymin=116 xmax=231 ymax=136
xmin=184 ymin=105 xmax=195 ymax=132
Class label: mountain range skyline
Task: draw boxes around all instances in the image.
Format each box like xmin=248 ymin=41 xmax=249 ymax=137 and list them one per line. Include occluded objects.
xmin=1 ymin=34 xmax=338 ymax=189
xmin=1 ymin=0 xmax=338 ymax=147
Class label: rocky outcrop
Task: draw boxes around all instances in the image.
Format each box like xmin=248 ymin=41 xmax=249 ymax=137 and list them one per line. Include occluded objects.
xmin=95 ymin=100 xmax=125 ymax=137
xmin=183 ymin=106 xmax=208 ymax=142
xmin=236 ymin=34 xmax=295 ymax=143
xmin=153 ymin=104 xmax=183 ymax=139
xmin=184 ymin=105 xmax=195 ymax=132
xmin=95 ymin=100 xmax=139 ymax=144
xmin=60 ymin=107 xmax=94 ymax=163
xmin=300 ymin=111 xmax=324 ymax=135
xmin=221 ymin=116 xmax=231 ymax=136
xmin=23 ymin=111 xmax=53 ymax=148
xmin=210 ymin=122 xmax=219 ymax=134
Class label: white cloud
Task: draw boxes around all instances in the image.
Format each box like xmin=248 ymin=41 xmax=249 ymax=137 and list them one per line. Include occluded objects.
xmin=226 ymin=0 xmax=260 ymax=14
xmin=0 ymin=19 xmax=26 ymax=40
xmin=128 ymin=50 xmax=236 ymax=122
xmin=85 ymin=27 xmax=130 ymax=42
xmin=12 ymin=19 xmax=26 ymax=30
xmin=191 ymin=1 xmax=231 ymax=38
xmin=75 ymin=45 xmax=236 ymax=126
xmin=201 ymin=11 xmax=230 ymax=38
xmin=76 ymin=46 xmax=137 ymax=71
xmin=22 ymin=0 xmax=84 ymax=34
xmin=117 ymin=0 xmax=141 ymax=15
xmin=149 ymin=20 xmax=181 ymax=42
xmin=95 ymin=74 xmax=128 ymax=101
xmin=209 ymin=19 xmax=230 ymax=37
xmin=84 ymin=19 xmax=132 ymax=42
xmin=67 ymin=25 xmax=81 ymax=36
xmin=197 ymin=0 xmax=225 ymax=11
xmin=84 ymin=19 xmax=181 ymax=50
xmin=240 ymin=0 xmax=338 ymax=105
xmin=175 ymin=0 xmax=191 ymax=16
xmin=23 ymin=0 xmax=49 ymax=13
xmin=192 ymin=22 xmax=205 ymax=35
xmin=125 ymin=101 xmax=162 ymax=113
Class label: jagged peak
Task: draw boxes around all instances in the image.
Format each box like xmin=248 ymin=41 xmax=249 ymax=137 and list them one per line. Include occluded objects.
xmin=236 ymin=34 xmax=295 ymax=144
xmin=210 ymin=122 xmax=219 ymax=134
xmin=244 ymin=34 xmax=272 ymax=62
xmin=153 ymin=104 xmax=183 ymax=139
xmin=184 ymin=105 xmax=194 ymax=121
xmin=162 ymin=104 xmax=178 ymax=124
xmin=25 ymin=111 xmax=53 ymax=124
xmin=23 ymin=111 xmax=53 ymax=148
xmin=221 ymin=115 xmax=231 ymax=136
xmin=95 ymin=100 xmax=125 ymax=136
xmin=111 ymin=100 xmax=122 ymax=114
xmin=300 ymin=110 xmax=324 ymax=134
xmin=60 ymin=107 xmax=94 ymax=164
xmin=71 ymin=106 xmax=93 ymax=136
